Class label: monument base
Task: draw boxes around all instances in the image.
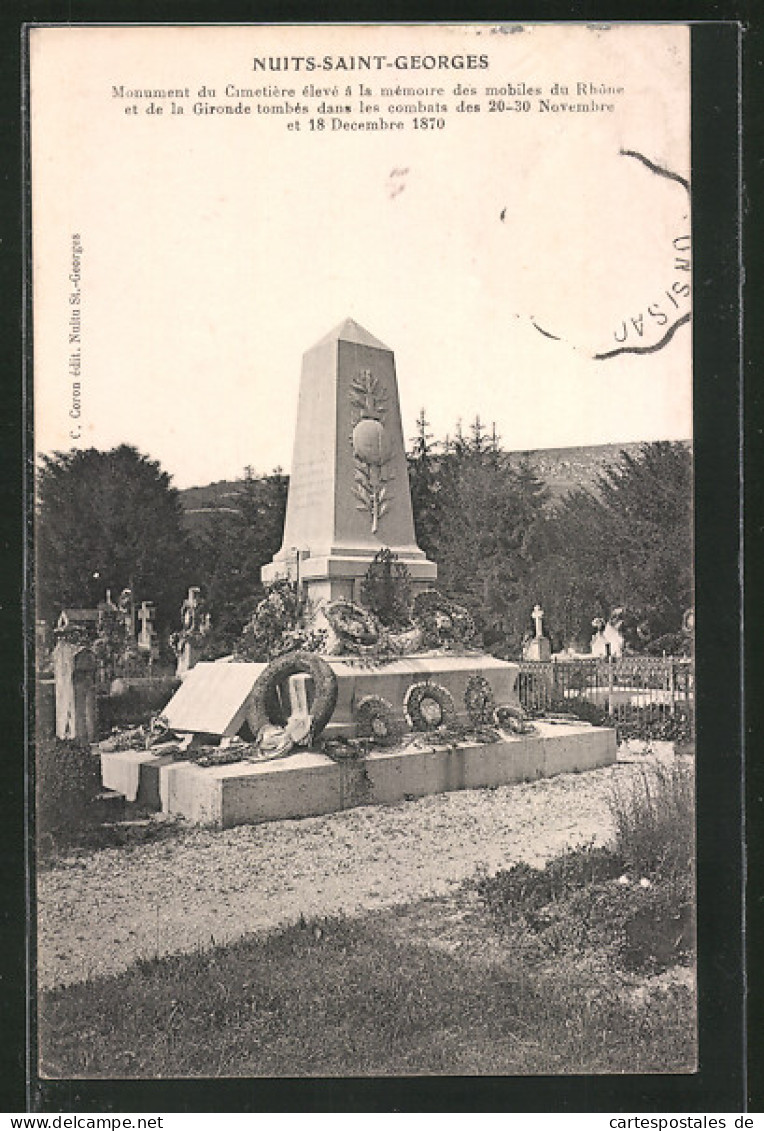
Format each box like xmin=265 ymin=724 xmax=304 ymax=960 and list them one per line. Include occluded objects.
xmin=156 ymin=653 xmax=522 ymax=739
xmin=101 ymin=722 xmax=617 ymax=829
xmin=262 ymin=548 xmax=437 ymax=607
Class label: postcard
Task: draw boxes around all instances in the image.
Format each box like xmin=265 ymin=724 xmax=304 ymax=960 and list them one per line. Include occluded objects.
xmin=29 ymin=22 xmax=708 ymax=1088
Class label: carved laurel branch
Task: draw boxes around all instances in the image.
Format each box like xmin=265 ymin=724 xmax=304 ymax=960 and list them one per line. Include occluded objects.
xmin=350 ymin=370 xmax=388 ymax=422
xmin=353 ymin=458 xmax=394 ymax=532
xmin=350 ymin=370 xmax=395 ymax=532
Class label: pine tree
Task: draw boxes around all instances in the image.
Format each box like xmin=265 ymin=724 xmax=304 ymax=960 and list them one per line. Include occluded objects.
xmin=469 ymin=414 xmax=488 ymax=456
xmin=429 ymin=424 xmax=549 ymax=648
xmin=407 ymin=408 xmax=441 ymax=559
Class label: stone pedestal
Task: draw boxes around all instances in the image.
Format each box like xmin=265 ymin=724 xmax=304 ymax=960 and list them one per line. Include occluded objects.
xmin=176 ymin=637 xmax=201 ymax=679
xmin=102 ymin=721 xmax=617 ymax=829
xmin=262 ymin=319 xmax=437 ymax=604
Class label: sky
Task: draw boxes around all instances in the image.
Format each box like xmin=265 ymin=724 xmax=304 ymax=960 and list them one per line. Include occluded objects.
xmin=31 ymin=23 xmax=691 ymax=488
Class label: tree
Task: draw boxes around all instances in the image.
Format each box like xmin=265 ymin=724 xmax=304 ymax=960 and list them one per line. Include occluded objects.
xmin=360 ymin=548 xmax=412 ymax=628
xmin=428 ymin=437 xmax=549 ymax=648
xmin=36 ymin=445 xmax=191 ymax=630
xmin=194 ymin=468 xmax=289 ymax=650
xmin=406 ymin=421 xmax=691 ymax=656
xmin=527 ymin=442 xmax=692 ymax=649
xmin=407 ymin=408 xmax=440 ymax=559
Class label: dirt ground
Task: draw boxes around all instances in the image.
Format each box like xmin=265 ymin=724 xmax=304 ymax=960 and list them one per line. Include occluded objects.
xmin=36 ymin=742 xmax=685 ymax=989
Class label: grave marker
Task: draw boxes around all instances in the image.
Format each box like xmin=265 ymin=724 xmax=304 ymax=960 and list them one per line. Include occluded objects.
xmin=137 ymin=601 xmax=157 ymax=655
xmin=524 ymin=603 xmax=552 ymax=661
xmin=53 ymin=640 xmax=97 ymax=741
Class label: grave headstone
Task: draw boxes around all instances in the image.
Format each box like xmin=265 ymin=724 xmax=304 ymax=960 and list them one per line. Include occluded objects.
xmin=523 ymin=603 xmax=551 ymax=661
xmin=53 ymin=639 xmax=98 ymax=741
xmin=262 ymin=318 xmax=437 ymax=605
xmin=591 ymin=616 xmax=624 ymax=658
xmin=181 ymin=587 xmax=200 ymax=632
xmin=137 ymin=601 xmax=158 ymax=656
xmin=175 ymin=587 xmax=210 ymax=677
xmin=177 ymin=638 xmax=197 ymax=678
xmin=118 ymin=588 xmax=136 ymax=640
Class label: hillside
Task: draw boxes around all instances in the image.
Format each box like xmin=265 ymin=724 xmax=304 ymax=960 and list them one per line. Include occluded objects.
xmin=506 ymin=441 xmax=674 ymax=500
xmin=178 ymin=440 xmax=691 ymax=536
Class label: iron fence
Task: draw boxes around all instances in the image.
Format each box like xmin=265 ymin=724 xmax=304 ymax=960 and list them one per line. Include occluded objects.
xmin=518 ymin=656 xmax=694 ymax=740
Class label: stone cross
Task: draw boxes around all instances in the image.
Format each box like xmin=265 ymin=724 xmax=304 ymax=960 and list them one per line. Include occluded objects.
xmin=181 ymin=587 xmax=201 ymax=632
xmin=524 ymin=604 xmax=551 ymax=662
xmin=118 ymin=587 xmax=135 ymax=638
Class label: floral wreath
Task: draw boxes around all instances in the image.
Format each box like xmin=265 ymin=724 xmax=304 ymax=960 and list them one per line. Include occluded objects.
xmin=245 ymin=650 xmax=338 ymax=745
xmin=354 ymin=695 xmax=407 ymax=747
xmin=464 ymin=674 xmax=495 ymax=726
xmin=493 ymin=703 xmax=535 ymax=735
xmin=411 ymin=589 xmax=476 ymax=649
xmin=324 ymin=600 xmax=380 ymax=648
xmin=404 ymin=682 xmax=458 ymax=731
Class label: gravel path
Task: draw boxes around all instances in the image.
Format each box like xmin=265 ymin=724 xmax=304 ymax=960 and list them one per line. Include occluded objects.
xmin=37 ymin=744 xmax=676 ymax=989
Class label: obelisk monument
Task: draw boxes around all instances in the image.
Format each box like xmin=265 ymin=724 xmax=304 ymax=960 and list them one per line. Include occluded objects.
xmin=262 ymin=319 xmax=437 ymax=605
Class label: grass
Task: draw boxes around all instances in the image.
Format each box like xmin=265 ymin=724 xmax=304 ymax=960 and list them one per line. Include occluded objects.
xmin=38 ymin=754 xmax=697 ymax=1078
xmin=39 ymin=907 xmax=695 ymax=1079
xmin=609 ymin=754 xmax=695 ymax=885
xmin=475 ymin=755 xmax=695 ymax=974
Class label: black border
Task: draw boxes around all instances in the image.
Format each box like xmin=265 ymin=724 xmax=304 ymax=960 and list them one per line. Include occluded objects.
xmin=4 ymin=7 xmax=752 ymax=1114
xmin=743 ymin=2 xmax=764 ymax=1116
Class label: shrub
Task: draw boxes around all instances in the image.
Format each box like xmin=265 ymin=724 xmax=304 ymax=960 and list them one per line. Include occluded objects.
xmin=236 ymin=579 xmax=325 ymax=661
xmin=476 ymin=843 xmax=624 ymax=922
xmin=517 ymin=687 xmax=613 ymax=729
xmin=552 ymin=695 xmax=612 ymax=728
xmin=535 ymin=876 xmax=695 ymax=971
xmin=360 ymin=548 xmax=412 ymax=628
xmin=614 ymin=704 xmax=694 ymax=744
xmin=99 ymin=678 xmax=180 ymax=731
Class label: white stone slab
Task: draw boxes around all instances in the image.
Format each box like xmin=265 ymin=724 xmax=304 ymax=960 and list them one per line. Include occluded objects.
xmin=160 ymin=661 xmax=265 ymax=736
xmin=100 ymin=748 xmax=176 ymax=804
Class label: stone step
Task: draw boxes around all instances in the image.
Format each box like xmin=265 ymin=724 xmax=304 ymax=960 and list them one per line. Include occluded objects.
xmin=103 ymin=721 xmax=616 ymax=829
